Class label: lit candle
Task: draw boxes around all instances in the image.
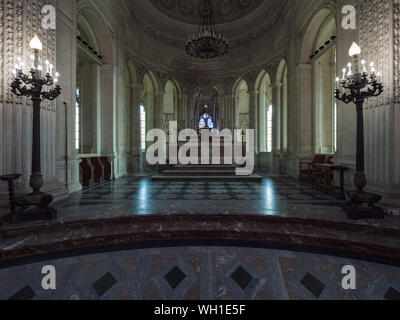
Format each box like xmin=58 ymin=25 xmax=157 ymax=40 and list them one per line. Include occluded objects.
xmin=29 ymin=35 xmax=42 ymax=70
xmin=342 ymin=68 xmax=346 ymax=80
xmin=38 ymin=65 xmax=42 ymax=78
xmin=361 ymin=59 xmax=367 ymax=74
xmin=377 ymin=72 xmax=381 ymax=83
xmin=45 ymin=60 xmax=50 ymax=74
xmin=370 ymin=62 xmax=376 ymax=81
xmin=30 ymin=55 xmax=35 ymax=69
xmin=347 ymin=62 xmax=352 ymax=77
xmin=49 ymin=64 xmax=53 ymax=76
xmin=335 ymin=77 xmax=340 ymax=90
xmin=349 ymin=42 xmax=361 ymax=74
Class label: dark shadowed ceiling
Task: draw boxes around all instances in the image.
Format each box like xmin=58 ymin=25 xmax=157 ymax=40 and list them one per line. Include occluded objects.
xmin=148 ymin=0 xmax=265 ymax=25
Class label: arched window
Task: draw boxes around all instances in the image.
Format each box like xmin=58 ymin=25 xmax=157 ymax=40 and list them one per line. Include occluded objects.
xmin=75 ymin=87 xmax=80 ymax=152
xmin=199 ymin=111 xmax=215 ymax=130
xmin=140 ymin=104 xmax=146 ymax=151
xmin=267 ymin=104 xmax=273 ymax=153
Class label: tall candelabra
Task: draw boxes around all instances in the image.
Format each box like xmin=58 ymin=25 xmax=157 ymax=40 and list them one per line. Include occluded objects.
xmin=9 ymin=35 xmax=61 ymax=223
xmin=335 ymin=42 xmax=384 ymax=220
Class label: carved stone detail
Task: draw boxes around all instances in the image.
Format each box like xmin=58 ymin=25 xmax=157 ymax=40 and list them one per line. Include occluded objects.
xmin=0 ymin=0 xmax=57 ymax=111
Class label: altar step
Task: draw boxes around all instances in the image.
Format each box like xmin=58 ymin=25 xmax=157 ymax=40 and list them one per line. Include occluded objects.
xmin=151 ymin=175 xmax=263 ymax=183
xmin=152 ymin=165 xmax=263 ymax=183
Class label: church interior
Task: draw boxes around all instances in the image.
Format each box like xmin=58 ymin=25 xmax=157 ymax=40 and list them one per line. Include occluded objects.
xmin=0 ymin=0 xmax=399 ymax=301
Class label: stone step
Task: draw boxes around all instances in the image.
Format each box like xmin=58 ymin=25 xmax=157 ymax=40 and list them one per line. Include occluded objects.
xmin=173 ymin=165 xmax=237 ymax=171
xmin=151 ymin=175 xmax=263 ymax=183
xmin=162 ymin=169 xmax=236 ymax=176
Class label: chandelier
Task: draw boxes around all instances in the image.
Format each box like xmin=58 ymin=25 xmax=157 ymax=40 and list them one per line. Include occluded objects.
xmin=185 ymin=0 xmax=229 ymax=59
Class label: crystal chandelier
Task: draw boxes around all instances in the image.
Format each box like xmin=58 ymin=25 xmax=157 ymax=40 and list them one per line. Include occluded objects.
xmin=185 ymin=0 xmax=229 ymax=59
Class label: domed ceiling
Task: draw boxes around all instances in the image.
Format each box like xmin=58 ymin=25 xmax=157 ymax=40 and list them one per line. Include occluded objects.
xmin=126 ymin=0 xmax=288 ymax=48
xmin=148 ymin=0 xmax=265 ymax=25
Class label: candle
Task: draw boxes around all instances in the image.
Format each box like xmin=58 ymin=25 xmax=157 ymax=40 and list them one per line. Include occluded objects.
xmin=38 ymin=65 xmax=42 ymax=78
xmin=336 ymin=77 xmax=340 ymax=90
xmin=361 ymin=60 xmax=367 ymax=74
xmin=370 ymin=62 xmax=375 ymax=73
xmin=49 ymin=64 xmax=53 ymax=76
xmin=342 ymin=68 xmax=346 ymax=80
xmin=377 ymin=72 xmax=381 ymax=83
xmin=347 ymin=63 xmax=352 ymax=77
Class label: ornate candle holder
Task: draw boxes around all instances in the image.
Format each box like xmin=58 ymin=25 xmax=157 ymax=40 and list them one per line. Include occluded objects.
xmin=335 ymin=43 xmax=384 ymax=220
xmin=8 ymin=35 xmax=61 ymax=224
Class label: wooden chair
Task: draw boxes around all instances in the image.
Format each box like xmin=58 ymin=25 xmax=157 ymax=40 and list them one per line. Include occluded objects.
xmin=79 ymin=158 xmax=93 ymax=187
xmin=100 ymin=157 xmax=111 ymax=181
xmin=299 ymin=155 xmax=327 ymax=181
xmin=90 ymin=158 xmax=102 ymax=183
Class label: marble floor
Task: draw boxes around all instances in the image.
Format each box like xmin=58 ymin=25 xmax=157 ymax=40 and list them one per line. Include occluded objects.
xmin=1 ymin=246 xmax=399 ymax=300
xmin=1 ymin=176 xmax=400 ymax=300
xmin=53 ymin=175 xmax=400 ymax=229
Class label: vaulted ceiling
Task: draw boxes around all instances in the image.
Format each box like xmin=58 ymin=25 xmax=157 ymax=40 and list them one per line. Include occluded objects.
xmin=126 ymin=0 xmax=288 ymax=48
xmin=148 ymin=0 xmax=265 ymax=25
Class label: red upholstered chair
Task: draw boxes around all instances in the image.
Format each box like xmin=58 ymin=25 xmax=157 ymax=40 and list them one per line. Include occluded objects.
xmin=299 ymin=155 xmax=327 ymax=181
xmin=311 ymin=156 xmax=335 ymax=192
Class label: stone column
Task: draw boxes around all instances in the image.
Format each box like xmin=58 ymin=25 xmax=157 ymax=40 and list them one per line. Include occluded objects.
xmin=271 ymin=83 xmax=283 ymax=174
xmin=100 ymin=64 xmax=117 ymax=178
xmin=224 ymin=94 xmax=235 ymax=131
xmin=128 ymin=84 xmax=143 ymax=174
xmin=178 ymin=94 xmax=188 ymax=130
xmin=248 ymin=90 xmax=259 ymax=170
xmin=296 ymin=64 xmax=314 ymax=171
xmin=155 ymin=90 xmax=165 ymax=130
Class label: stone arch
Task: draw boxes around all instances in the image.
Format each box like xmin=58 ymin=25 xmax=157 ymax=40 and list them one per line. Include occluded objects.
xmin=163 ymin=80 xmax=179 ymax=132
xmin=233 ymin=78 xmax=250 ymax=134
xmin=300 ymin=8 xmax=336 ymax=64
xmin=255 ymin=71 xmax=272 ymax=153
xmin=77 ymin=3 xmax=115 ymax=64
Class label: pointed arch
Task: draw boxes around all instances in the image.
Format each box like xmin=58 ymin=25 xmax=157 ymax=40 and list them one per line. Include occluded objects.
xmin=299 ymin=8 xmax=337 ymax=156
xmin=300 ymin=8 xmax=335 ymax=64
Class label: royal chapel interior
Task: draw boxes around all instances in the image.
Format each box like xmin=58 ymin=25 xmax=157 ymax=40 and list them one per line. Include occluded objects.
xmin=0 ymin=0 xmax=400 ymax=301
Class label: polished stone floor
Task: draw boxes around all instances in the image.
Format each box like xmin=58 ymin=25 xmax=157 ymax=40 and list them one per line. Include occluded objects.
xmin=1 ymin=176 xmax=400 ymax=300
xmin=54 ymin=175 xmax=400 ymax=229
xmin=1 ymin=246 xmax=399 ymax=300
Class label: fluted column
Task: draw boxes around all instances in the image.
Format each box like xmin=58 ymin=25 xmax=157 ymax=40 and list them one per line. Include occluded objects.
xmin=271 ymin=82 xmax=282 ymax=174
xmin=224 ymin=94 xmax=235 ymax=131
xmin=178 ymin=94 xmax=188 ymax=130
xmin=155 ymin=90 xmax=165 ymax=130
xmin=248 ymin=90 xmax=259 ymax=154
xmin=131 ymin=84 xmax=144 ymax=155
xmin=128 ymin=83 xmax=143 ymax=174
xmin=297 ymin=64 xmax=314 ymax=169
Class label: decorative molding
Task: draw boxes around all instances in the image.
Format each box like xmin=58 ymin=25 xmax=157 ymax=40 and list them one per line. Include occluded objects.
xmin=0 ymin=0 xmax=57 ymax=111
xmin=359 ymin=0 xmax=391 ymax=108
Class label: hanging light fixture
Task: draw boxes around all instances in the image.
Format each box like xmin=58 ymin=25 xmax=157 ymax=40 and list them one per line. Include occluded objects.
xmin=185 ymin=0 xmax=229 ymax=59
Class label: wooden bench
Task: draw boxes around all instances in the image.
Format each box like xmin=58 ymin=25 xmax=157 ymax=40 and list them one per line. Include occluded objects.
xmin=79 ymin=157 xmax=111 ymax=188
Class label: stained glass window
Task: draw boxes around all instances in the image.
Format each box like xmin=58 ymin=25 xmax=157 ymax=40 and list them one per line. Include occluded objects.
xmin=199 ymin=113 xmax=214 ymax=130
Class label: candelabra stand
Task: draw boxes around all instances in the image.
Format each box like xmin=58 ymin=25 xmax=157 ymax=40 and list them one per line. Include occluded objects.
xmin=335 ymin=51 xmax=384 ymax=220
xmin=8 ymin=36 xmax=61 ymax=223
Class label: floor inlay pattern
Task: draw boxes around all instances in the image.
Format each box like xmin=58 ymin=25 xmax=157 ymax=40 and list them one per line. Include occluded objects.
xmin=51 ymin=176 xmax=400 ymax=230
xmin=0 ymin=247 xmax=399 ymax=300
